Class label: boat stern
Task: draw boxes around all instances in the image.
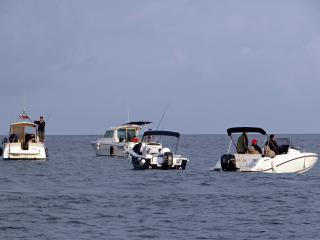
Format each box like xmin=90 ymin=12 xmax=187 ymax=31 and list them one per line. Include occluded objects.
xmin=2 ymin=142 xmax=47 ymax=160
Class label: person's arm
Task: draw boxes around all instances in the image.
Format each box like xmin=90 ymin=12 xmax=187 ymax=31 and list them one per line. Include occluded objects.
xmin=275 ymin=141 xmax=280 ymax=153
xmin=271 ymin=140 xmax=279 ymax=154
xmin=257 ymin=145 xmax=262 ymax=154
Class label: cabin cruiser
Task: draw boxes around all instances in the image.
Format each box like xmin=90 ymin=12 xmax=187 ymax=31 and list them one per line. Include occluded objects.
xmin=1 ymin=121 xmax=48 ymax=160
xmin=127 ymin=130 xmax=189 ymax=170
xmin=91 ymin=121 xmax=152 ymax=157
xmin=213 ymin=127 xmax=318 ymax=173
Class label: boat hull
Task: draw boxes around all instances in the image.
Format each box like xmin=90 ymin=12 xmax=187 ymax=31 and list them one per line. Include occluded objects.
xmin=131 ymin=155 xmax=188 ymax=170
xmin=91 ymin=142 xmax=125 ymax=157
xmin=2 ymin=142 xmax=48 ymax=160
xmin=91 ymin=141 xmax=137 ymax=157
xmin=214 ymin=152 xmax=318 ymax=173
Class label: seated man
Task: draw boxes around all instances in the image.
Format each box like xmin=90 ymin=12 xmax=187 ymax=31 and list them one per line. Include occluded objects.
xmin=130 ymin=135 xmax=140 ymax=143
xmin=268 ymin=134 xmax=279 ymax=155
xmin=249 ymin=139 xmax=262 ymax=154
xmin=9 ymin=133 xmax=18 ymax=143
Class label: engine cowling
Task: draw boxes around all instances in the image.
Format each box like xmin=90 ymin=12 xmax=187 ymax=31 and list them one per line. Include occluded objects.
xmin=162 ymin=152 xmax=173 ymax=170
xmin=220 ymin=154 xmax=237 ymax=171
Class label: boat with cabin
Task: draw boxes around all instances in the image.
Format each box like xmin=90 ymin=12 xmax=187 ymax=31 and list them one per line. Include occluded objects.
xmin=1 ymin=121 xmax=48 ymax=160
xmin=213 ymin=127 xmax=318 ymax=173
xmin=90 ymin=121 xmax=152 ymax=157
xmin=127 ymin=130 xmax=189 ymax=170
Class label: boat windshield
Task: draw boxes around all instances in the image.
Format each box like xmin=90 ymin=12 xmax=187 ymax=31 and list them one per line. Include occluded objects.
xmin=142 ymin=134 xmax=179 ymax=153
xmin=103 ymin=130 xmax=114 ymax=138
xmin=118 ymin=128 xmax=137 ymax=141
xmin=276 ymin=138 xmax=291 ymax=146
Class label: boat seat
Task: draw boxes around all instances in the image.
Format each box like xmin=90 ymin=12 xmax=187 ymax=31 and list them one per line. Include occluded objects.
xmin=28 ymin=138 xmax=36 ymax=144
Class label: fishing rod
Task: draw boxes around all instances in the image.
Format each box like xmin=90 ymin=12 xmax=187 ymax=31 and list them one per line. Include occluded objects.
xmin=45 ymin=110 xmax=53 ymax=125
xmin=156 ymin=103 xmax=170 ymax=130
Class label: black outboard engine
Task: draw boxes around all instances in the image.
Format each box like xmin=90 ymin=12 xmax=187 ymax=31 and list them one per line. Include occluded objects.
xmin=162 ymin=152 xmax=173 ymax=170
xmin=132 ymin=143 xmax=142 ymax=154
xmin=220 ymin=154 xmax=237 ymax=171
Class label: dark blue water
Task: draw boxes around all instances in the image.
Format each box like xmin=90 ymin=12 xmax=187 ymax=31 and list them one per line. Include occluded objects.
xmin=1 ymin=135 xmax=320 ymax=240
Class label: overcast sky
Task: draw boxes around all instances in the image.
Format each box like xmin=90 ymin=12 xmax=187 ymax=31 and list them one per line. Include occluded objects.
xmin=0 ymin=0 xmax=319 ymax=134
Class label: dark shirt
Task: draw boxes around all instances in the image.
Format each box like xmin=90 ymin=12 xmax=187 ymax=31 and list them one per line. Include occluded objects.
xmin=34 ymin=121 xmax=45 ymax=132
xmin=268 ymin=139 xmax=279 ymax=154
xmin=252 ymin=144 xmax=262 ymax=154
xmin=237 ymin=134 xmax=248 ymax=153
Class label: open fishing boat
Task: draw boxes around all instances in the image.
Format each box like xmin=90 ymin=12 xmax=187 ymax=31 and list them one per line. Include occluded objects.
xmin=2 ymin=121 xmax=48 ymax=160
xmin=90 ymin=121 xmax=152 ymax=157
xmin=127 ymin=130 xmax=189 ymax=170
xmin=213 ymin=127 xmax=318 ymax=173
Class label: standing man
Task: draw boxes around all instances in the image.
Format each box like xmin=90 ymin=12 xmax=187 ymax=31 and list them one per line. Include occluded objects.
xmin=34 ymin=116 xmax=46 ymax=142
xmin=237 ymin=132 xmax=248 ymax=154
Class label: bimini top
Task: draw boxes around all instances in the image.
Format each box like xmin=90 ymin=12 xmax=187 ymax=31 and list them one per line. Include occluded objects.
xmin=143 ymin=130 xmax=180 ymax=138
xmin=10 ymin=122 xmax=37 ymax=128
xmin=227 ymin=127 xmax=266 ymax=136
xmin=122 ymin=121 xmax=152 ymax=126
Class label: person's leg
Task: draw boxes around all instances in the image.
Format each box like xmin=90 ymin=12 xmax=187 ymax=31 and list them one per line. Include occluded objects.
xmin=39 ymin=131 xmax=45 ymax=142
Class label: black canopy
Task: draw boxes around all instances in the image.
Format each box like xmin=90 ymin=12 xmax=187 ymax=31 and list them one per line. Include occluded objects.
xmin=143 ymin=130 xmax=180 ymax=138
xmin=123 ymin=121 xmax=152 ymax=126
xmin=227 ymin=127 xmax=266 ymax=136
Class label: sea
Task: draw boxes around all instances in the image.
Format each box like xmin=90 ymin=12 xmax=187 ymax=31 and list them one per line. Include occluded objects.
xmin=0 ymin=134 xmax=320 ymax=240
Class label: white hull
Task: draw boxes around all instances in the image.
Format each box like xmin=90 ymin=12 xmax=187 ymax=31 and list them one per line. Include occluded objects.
xmin=128 ymin=148 xmax=189 ymax=170
xmin=2 ymin=142 xmax=47 ymax=160
xmin=91 ymin=122 xmax=148 ymax=157
xmin=214 ymin=149 xmax=318 ymax=173
xmin=90 ymin=141 xmax=137 ymax=157
xmin=127 ymin=130 xmax=189 ymax=170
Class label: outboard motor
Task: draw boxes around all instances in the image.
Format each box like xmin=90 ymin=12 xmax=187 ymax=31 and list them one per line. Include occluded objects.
xmin=162 ymin=152 xmax=173 ymax=170
xmin=220 ymin=154 xmax=237 ymax=171
xmin=132 ymin=143 xmax=142 ymax=154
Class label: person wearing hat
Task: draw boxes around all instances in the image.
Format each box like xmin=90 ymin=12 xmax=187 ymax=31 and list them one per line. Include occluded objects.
xmin=34 ymin=116 xmax=46 ymax=142
xmin=251 ymin=139 xmax=262 ymax=154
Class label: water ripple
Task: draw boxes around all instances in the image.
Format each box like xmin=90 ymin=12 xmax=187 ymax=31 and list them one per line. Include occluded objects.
xmin=0 ymin=135 xmax=319 ymax=239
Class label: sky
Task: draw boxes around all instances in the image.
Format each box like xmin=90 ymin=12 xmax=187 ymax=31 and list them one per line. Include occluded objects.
xmin=0 ymin=0 xmax=320 ymax=135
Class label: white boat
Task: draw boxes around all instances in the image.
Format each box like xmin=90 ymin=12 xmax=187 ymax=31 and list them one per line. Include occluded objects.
xmin=90 ymin=121 xmax=152 ymax=157
xmin=213 ymin=127 xmax=318 ymax=173
xmin=127 ymin=130 xmax=189 ymax=170
xmin=1 ymin=121 xmax=48 ymax=160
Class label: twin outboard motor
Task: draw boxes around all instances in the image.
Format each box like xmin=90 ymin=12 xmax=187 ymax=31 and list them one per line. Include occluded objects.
xmin=162 ymin=152 xmax=173 ymax=170
xmin=220 ymin=154 xmax=237 ymax=171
